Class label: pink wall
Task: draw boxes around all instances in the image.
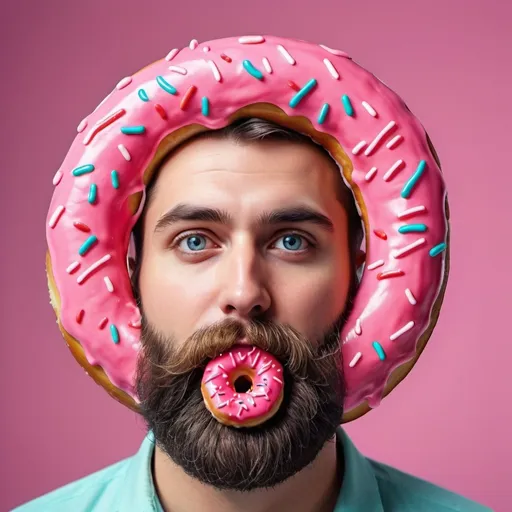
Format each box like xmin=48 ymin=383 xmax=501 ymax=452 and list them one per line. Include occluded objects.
xmin=1 ymin=1 xmax=509 ymax=510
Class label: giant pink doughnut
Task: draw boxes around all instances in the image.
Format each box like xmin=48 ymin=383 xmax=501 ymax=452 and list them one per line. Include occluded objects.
xmin=45 ymin=35 xmax=449 ymax=422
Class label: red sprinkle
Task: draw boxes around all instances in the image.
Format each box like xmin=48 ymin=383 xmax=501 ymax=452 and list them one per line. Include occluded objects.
xmin=83 ymin=109 xmax=126 ymax=145
xmin=73 ymin=221 xmax=91 ymax=233
xmin=98 ymin=317 xmax=108 ymax=330
xmin=377 ymin=270 xmax=405 ymax=280
xmin=221 ymin=53 xmax=232 ymax=63
xmin=76 ymin=310 xmax=85 ymax=324
xmin=180 ymin=85 xmax=197 ymax=110
xmin=155 ymin=103 xmax=167 ymax=120
xmin=288 ymin=80 xmax=300 ymax=91
xmin=373 ymin=229 xmax=388 ymax=240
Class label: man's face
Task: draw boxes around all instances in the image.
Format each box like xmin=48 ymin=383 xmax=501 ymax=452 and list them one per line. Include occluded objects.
xmin=135 ymin=135 xmax=353 ymax=490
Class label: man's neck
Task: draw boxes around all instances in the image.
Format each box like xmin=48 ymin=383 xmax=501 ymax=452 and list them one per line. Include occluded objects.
xmin=152 ymin=434 xmax=342 ymax=512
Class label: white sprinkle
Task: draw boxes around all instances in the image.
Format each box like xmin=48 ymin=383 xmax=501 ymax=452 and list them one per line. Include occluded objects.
xmin=165 ymin=48 xmax=179 ymax=61
xmin=130 ymin=317 xmax=142 ymax=328
xmin=257 ymin=361 xmax=272 ymax=376
xmin=355 ymin=319 xmax=362 ymax=335
xmin=52 ymin=171 xmax=63 ymax=186
xmin=247 ymin=395 xmax=256 ymax=406
xmin=217 ymin=400 xmax=230 ymax=409
xmin=208 ymin=60 xmax=221 ymax=82
xmin=405 ymin=288 xmax=417 ymax=305
xmin=118 ymin=144 xmax=131 ymax=161
xmin=77 ymin=254 xmax=112 ymax=284
xmin=132 ymin=342 xmax=141 ymax=351
xmin=364 ymin=121 xmax=397 ymax=156
xmin=189 ymin=39 xmax=198 ymax=50
xmin=277 ymin=44 xmax=295 ymax=65
xmin=168 ymin=65 xmax=187 ymax=75
xmin=222 ymin=373 xmax=228 ymax=378
xmin=205 ymin=372 xmax=222 ymax=383
xmin=362 ymin=101 xmax=377 ymax=117
xmin=349 ymin=352 xmax=362 ymax=367
xmin=319 ymin=44 xmax=350 ymax=58
xmin=352 ymin=141 xmax=367 ymax=155
xmin=398 ymin=205 xmax=426 ymax=219
xmin=273 ymin=376 xmax=283 ymax=384
xmin=49 ymin=205 xmax=65 ymax=228
xmin=104 ymin=276 xmax=114 ymax=292
xmin=365 ymin=167 xmax=378 ymax=182
xmin=77 ymin=118 xmax=88 ymax=133
xmin=392 ymin=238 xmax=426 ymax=258
xmin=230 ymin=352 xmax=236 ymax=367
xmin=250 ymin=351 xmax=260 ymax=368
xmin=383 ymin=159 xmax=405 ymax=181
xmin=66 ymin=261 xmax=80 ymax=274
xmin=237 ymin=404 xmax=249 ymax=417
xmin=248 ymin=347 xmax=257 ymax=356
xmin=202 ymin=46 xmax=210 ymax=53
xmin=218 ymin=364 xmax=225 ymax=370
xmin=387 ymin=135 xmax=403 ymax=149
xmin=262 ymin=57 xmax=272 ymax=73
xmin=367 ymin=259 xmax=385 ymax=270
xmin=390 ymin=320 xmax=415 ymax=341
xmin=239 ymin=35 xmax=265 ymax=44
xmin=323 ymin=58 xmax=339 ymax=79
xmin=238 ymin=352 xmax=247 ymax=361
xmin=116 ymin=76 xmax=132 ymax=90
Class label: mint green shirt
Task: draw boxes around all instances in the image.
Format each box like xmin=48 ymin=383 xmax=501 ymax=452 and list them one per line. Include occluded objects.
xmin=12 ymin=428 xmax=491 ymax=511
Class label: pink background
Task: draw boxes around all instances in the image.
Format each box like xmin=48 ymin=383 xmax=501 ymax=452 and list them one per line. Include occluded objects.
xmin=1 ymin=0 xmax=509 ymax=510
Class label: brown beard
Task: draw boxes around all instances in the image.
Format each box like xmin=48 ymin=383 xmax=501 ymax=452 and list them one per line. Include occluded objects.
xmin=134 ymin=315 xmax=346 ymax=492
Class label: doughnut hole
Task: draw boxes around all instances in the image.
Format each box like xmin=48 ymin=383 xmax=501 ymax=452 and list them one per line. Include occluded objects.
xmin=234 ymin=375 xmax=253 ymax=394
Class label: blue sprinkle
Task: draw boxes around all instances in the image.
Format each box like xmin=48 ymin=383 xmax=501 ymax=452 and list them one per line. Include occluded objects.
xmin=372 ymin=341 xmax=386 ymax=361
xmin=242 ymin=60 xmax=264 ymax=80
xmin=317 ymin=103 xmax=330 ymax=124
xmin=111 ymin=170 xmax=119 ymax=189
xmin=156 ymin=75 xmax=177 ymax=95
xmin=398 ymin=223 xmax=428 ymax=234
xmin=110 ymin=324 xmax=120 ymax=344
xmin=78 ymin=235 xmax=98 ymax=256
xmin=289 ymin=79 xmax=318 ymax=108
xmin=72 ymin=164 xmax=95 ymax=177
xmin=121 ymin=125 xmax=146 ymax=135
xmin=88 ymin=183 xmax=97 ymax=204
xmin=342 ymin=95 xmax=354 ymax=116
xmin=138 ymin=89 xmax=149 ymax=102
xmin=429 ymin=242 xmax=447 ymax=257
xmin=401 ymin=160 xmax=427 ymax=199
xmin=201 ymin=97 xmax=210 ymax=116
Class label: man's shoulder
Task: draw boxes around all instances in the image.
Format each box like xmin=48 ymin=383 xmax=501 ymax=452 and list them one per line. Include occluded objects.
xmin=369 ymin=458 xmax=493 ymax=511
xmin=11 ymin=456 xmax=132 ymax=512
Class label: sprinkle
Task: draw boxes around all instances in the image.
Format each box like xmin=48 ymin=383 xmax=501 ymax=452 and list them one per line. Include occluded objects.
xmin=401 ymin=160 xmax=427 ymax=198
xmin=180 ymin=85 xmax=198 ymax=110
xmin=77 ymin=119 xmax=88 ymax=133
xmin=49 ymin=205 xmax=65 ymax=228
xmin=165 ymin=48 xmax=179 ymax=61
xmin=83 ymin=109 xmax=126 ymax=145
xmin=352 ymin=141 xmax=366 ymax=155
xmin=277 ymin=44 xmax=295 ymax=65
xmin=398 ymin=224 xmax=427 ymax=234
xmin=319 ymin=44 xmax=350 ymax=57
xmin=108 ymin=170 xmax=119 ymax=190
xmin=362 ymin=101 xmax=377 ymax=117
xmin=405 ymin=288 xmax=417 ymax=305
xmin=110 ymin=324 xmax=120 ymax=344
xmin=289 ymin=79 xmax=317 ymax=108
xmin=243 ymin=60 xmax=264 ymax=80
xmin=116 ymin=76 xmax=132 ymax=90
xmin=377 ymin=270 xmax=405 ymax=280
xmin=132 ymin=342 xmax=141 ymax=351
xmin=217 ymin=400 xmax=230 ymax=409
xmin=88 ymin=184 xmax=98 ymax=204
xmin=364 ymin=121 xmax=397 ymax=156
xmin=429 ymin=242 xmax=447 ymax=257
xmin=77 ymin=254 xmax=111 ymax=284
xmin=317 ymin=103 xmax=330 ymax=124
xmin=349 ymin=352 xmax=362 ymax=367
xmin=76 ymin=310 xmax=85 ymax=324
xmin=272 ymin=376 xmax=283 ymax=384
xmin=390 ymin=321 xmax=414 ymax=341
xmin=221 ymin=53 xmax=232 ymax=63
xmin=367 ymin=259 xmax=385 ymax=270
xmin=121 ymin=125 xmax=146 ymax=135
xmin=392 ymin=238 xmax=426 ymax=258
xmin=372 ymin=342 xmax=386 ymax=360
xmin=365 ymin=167 xmax=378 ymax=181
xmin=66 ymin=261 xmax=80 ymax=274
xmin=104 ymin=276 xmax=114 ymax=292
xmin=78 ymin=235 xmax=98 ymax=256
xmin=208 ymin=60 xmax=222 ymax=82
xmin=386 ymin=135 xmax=403 ymax=149
xmin=52 ymin=171 xmax=63 ymax=186
xmin=251 ymin=351 xmax=260 ymax=368
xmin=257 ymin=361 xmax=272 ymax=376
xmin=323 ymin=58 xmax=339 ymax=79
xmin=189 ymin=39 xmax=198 ymax=50
xmin=397 ymin=205 xmax=426 ymax=219
xmin=155 ymin=104 xmax=167 ymax=119
xmin=205 ymin=372 xmax=222 ymax=383
xmin=98 ymin=317 xmax=108 ymax=329
xmin=72 ymin=164 xmax=95 ymax=177
xmin=355 ymin=318 xmax=362 ymax=335
xmin=118 ymin=144 xmax=131 ymax=161
xmin=229 ymin=352 xmax=236 ymax=367
xmin=342 ymin=95 xmax=354 ymax=116
xmin=383 ymin=159 xmax=405 ymax=181
xmin=239 ymin=35 xmax=265 ymax=44
xmin=156 ymin=75 xmax=177 ymax=95
xmin=138 ymin=89 xmax=149 ymax=102
xmin=202 ymin=46 xmax=210 ymax=53
xmin=288 ymin=80 xmax=300 ymax=91
xmin=373 ymin=229 xmax=387 ymax=240
xmin=201 ymin=97 xmax=210 ymax=116
xmin=73 ymin=221 xmax=91 ymax=232
xmin=262 ymin=57 xmax=272 ymax=73
xmin=168 ymin=65 xmax=187 ymax=75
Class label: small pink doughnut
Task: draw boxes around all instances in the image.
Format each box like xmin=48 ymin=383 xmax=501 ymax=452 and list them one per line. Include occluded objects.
xmin=201 ymin=345 xmax=284 ymax=428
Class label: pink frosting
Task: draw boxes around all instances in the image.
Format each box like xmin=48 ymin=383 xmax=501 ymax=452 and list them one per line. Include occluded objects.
xmin=46 ymin=35 xmax=448 ymax=414
xmin=202 ymin=345 xmax=284 ymax=426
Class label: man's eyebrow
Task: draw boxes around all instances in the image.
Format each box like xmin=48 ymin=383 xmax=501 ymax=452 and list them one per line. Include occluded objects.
xmin=154 ymin=203 xmax=334 ymax=233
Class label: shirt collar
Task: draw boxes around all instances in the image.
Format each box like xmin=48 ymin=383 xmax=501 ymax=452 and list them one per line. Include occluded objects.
xmin=119 ymin=428 xmax=383 ymax=512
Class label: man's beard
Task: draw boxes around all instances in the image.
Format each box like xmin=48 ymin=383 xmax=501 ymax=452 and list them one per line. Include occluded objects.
xmin=135 ymin=313 xmax=346 ymax=492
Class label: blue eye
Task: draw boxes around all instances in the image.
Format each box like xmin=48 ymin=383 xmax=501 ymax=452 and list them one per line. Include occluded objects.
xmin=274 ymin=234 xmax=308 ymax=251
xmin=180 ymin=234 xmax=208 ymax=251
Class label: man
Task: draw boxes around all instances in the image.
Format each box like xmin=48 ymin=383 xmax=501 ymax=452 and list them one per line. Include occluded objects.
xmin=15 ymin=118 xmax=491 ymax=511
